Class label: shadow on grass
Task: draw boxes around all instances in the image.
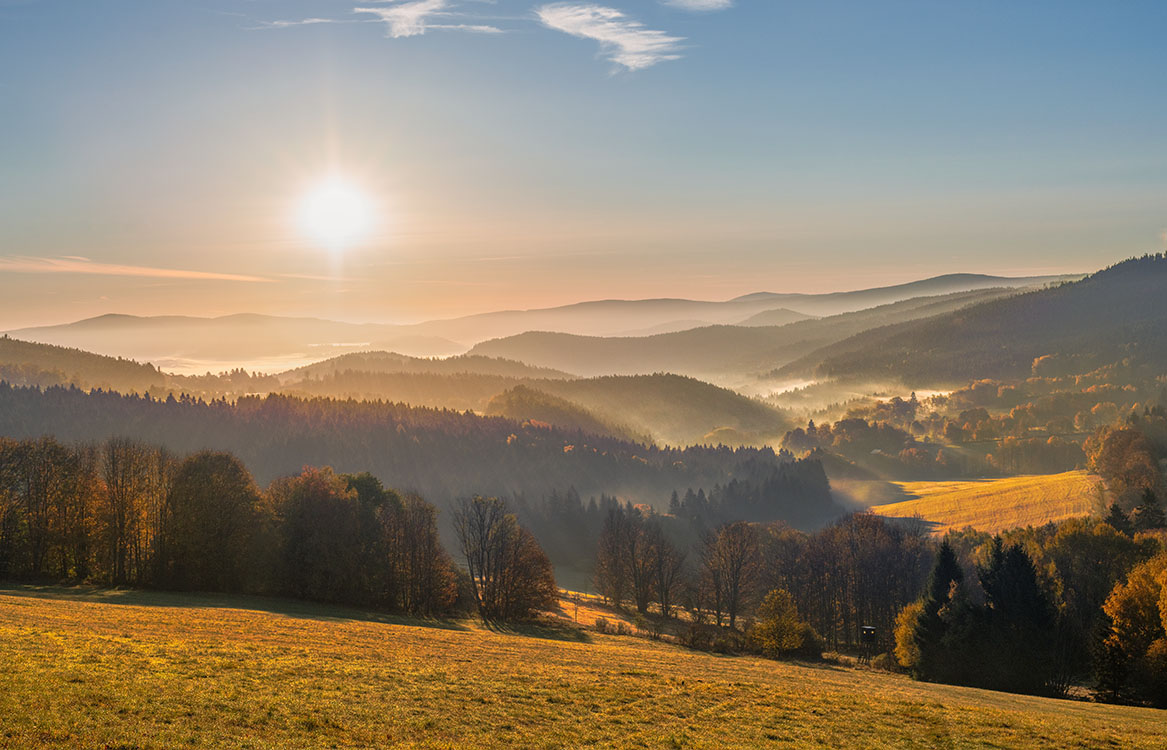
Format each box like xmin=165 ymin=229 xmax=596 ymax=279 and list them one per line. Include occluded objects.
xmin=484 ymin=617 xmax=593 ymax=644
xmin=0 ymin=583 xmax=471 ymax=632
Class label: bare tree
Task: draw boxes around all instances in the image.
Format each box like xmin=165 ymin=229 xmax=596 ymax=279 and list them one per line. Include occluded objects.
xmin=647 ymin=521 xmax=685 ymax=618
xmin=454 ymin=495 xmax=556 ymax=621
xmin=702 ymin=521 xmax=760 ymax=629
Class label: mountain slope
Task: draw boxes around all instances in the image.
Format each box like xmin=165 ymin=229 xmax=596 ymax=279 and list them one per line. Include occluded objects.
xmin=535 ymin=374 xmax=791 ymax=447
xmin=469 ymin=287 xmax=1028 ymax=380
xmin=736 ymin=308 xmax=816 ymax=327
xmin=0 ymin=335 xmax=163 ymax=392
xmin=0 ymin=385 xmax=828 ymax=514
xmin=785 ymin=255 xmax=1167 ymax=386
xmin=282 ymin=351 xmax=575 ymax=382
xmin=484 ymin=385 xmax=647 ymax=443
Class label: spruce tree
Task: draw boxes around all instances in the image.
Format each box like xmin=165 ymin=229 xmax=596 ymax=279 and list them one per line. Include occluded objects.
xmin=912 ymin=539 xmax=964 ymax=681
xmin=1104 ymin=503 xmax=1132 ymax=536
xmin=978 ymin=540 xmax=1057 ymax=693
xmin=1132 ymin=488 xmax=1166 ymax=531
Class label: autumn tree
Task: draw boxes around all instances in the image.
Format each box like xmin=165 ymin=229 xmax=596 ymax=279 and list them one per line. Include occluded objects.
xmin=750 ymin=588 xmax=811 ymax=657
xmin=454 ymin=495 xmax=556 ymax=621
xmin=270 ymin=466 xmax=364 ymax=603
xmin=159 ymin=451 xmax=262 ymax=592
xmin=1099 ymin=552 xmax=1167 ymax=705
xmin=100 ymin=438 xmax=159 ymax=585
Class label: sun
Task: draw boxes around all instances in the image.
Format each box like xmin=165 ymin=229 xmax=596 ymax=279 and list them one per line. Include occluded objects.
xmin=299 ymin=176 xmax=374 ymax=251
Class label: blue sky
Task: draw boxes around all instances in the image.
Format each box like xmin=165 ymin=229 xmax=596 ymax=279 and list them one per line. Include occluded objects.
xmin=1 ymin=0 xmax=1165 ymax=326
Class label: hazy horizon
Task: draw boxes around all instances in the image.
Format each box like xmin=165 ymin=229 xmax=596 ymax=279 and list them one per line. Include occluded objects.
xmin=3 ymin=267 xmax=1086 ymax=331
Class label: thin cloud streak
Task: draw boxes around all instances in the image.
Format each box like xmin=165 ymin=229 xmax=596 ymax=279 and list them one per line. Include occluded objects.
xmin=536 ymin=3 xmax=683 ymax=71
xmin=661 ymin=0 xmax=732 ymax=11
xmin=0 ymin=256 xmax=271 ymax=283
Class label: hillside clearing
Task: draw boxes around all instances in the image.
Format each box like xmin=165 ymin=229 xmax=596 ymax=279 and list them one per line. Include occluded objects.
xmin=868 ymin=471 xmax=1105 ymax=535
xmin=1 ymin=586 xmax=1162 ymax=748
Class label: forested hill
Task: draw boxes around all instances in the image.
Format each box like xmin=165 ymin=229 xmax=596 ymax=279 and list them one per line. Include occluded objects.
xmin=0 ymin=335 xmax=163 ymax=392
xmin=468 ymin=287 xmax=1024 ymax=378
xmin=0 ymin=384 xmax=839 ymax=526
xmin=782 ymin=255 xmax=1167 ymax=386
xmin=282 ymin=351 xmax=575 ymax=382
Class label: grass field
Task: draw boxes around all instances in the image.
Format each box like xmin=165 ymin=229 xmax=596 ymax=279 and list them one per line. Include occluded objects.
xmin=868 ymin=471 xmax=1105 ymax=535
xmin=1 ymin=586 xmax=1163 ymax=748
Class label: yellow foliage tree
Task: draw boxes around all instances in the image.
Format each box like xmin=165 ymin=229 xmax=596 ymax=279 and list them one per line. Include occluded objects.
xmin=893 ymin=600 xmax=924 ymax=670
xmin=749 ymin=589 xmax=804 ymax=657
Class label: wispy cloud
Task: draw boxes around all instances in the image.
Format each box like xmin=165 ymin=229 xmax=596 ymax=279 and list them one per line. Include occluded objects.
xmin=0 ymin=256 xmax=271 ymax=283
xmin=354 ymin=0 xmax=502 ymax=38
xmin=661 ymin=0 xmax=732 ymax=11
xmin=536 ymin=3 xmax=683 ymax=71
xmin=253 ymin=17 xmax=344 ymax=29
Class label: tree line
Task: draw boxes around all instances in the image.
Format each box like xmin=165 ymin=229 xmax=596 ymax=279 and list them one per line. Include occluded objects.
xmin=0 ymin=436 xmax=556 ymax=621
xmin=594 ymin=507 xmax=932 ymax=652
xmin=591 ymin=501 xmax=1167 ymax=704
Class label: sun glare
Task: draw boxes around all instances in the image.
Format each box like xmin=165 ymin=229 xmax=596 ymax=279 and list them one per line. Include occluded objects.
xmin=299 ymin=177 xmax=373 ymax=251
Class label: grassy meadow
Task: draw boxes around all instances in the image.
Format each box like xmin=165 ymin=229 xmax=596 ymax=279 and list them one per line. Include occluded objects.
xmin=1 ymin=585 xmax=1163 ymax=749
xmin=868 ymin=471 xmax=1104 ymax=535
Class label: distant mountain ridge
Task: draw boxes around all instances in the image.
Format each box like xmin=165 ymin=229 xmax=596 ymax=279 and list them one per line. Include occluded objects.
xmin=4 ymin=272 xmax=1078 ymax=370
xmin=780 ymin=255 xmax=1167 ymax=385
xmin=467 ymin=287 xmax=1032 ymax=380
xmin=727 ymin=273 xmax=1075 ymax=315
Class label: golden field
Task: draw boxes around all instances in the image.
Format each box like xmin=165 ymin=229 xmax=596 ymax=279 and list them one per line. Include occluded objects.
xmin=868 ymin=471 xmax=1104 ymax=535
xmin=1 ymin=585 xmax=1163 ymax=748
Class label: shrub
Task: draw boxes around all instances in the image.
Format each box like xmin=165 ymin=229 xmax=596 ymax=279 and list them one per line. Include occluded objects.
xmin=791 ymin=622 xmax=824 ymax=660
xmin=871 ymin=652 xmax=902 ymax=672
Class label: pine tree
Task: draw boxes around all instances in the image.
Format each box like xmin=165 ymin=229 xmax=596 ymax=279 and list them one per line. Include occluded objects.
xmin=1104 ymin=503 xmax=1132 ymax=536
xmin=1132 ymin=488 xmax=1166 ymax=531
xmin=1092 ymin=612 xmax=1128 ymax=702
xmin=978 ymin=540 xmax=1056 ymax=693
xmin=912 ymin=539 xmax=964 ymax=681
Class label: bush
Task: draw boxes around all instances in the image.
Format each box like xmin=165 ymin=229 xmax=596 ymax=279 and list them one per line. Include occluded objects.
xmin=682 ymin=623 xmax=714 ymax=651
xmin=681 ymin=623 xmax=746 ymax=653
xmin=871 ymin=652 xmax=902 ymax=672
xmin=791 ymin=622 xmax=824 ymax=660
xmin=594 ymin=616 xmax=635 ymax=636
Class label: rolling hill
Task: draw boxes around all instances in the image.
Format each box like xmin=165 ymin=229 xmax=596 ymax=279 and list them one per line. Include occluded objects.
xmin=781 ymin=255 xmax=1167 ymax=386
xmin=468 ymin=287 xmax=1030 ymax=380
xmin=0 ymin=338 xmax=787 ymax=447
xmin=0 ymin=335 xmax=164 ymax=392
xmin=534 ymin=374 xmax=791 ymax=447
xmin=0 ymin=384 xmax=827 ymax=512
xmin=485 ymin=385 xmax=647 ymax=443
xmin=2 ymin=586 xmax=1162 ymax=749
xmin=737 ymin=307 xmax=817 ymax=327
xmin=281 ymin=351 xmax=576 ymax=382
xmin=867 ymin=471 xmax=1105 ymax=535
